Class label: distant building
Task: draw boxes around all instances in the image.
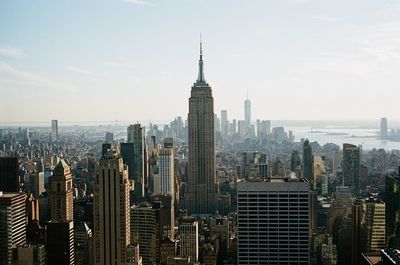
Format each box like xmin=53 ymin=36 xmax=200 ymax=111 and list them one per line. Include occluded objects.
xmin=343 ymin=143 xmax=360 ymax=196
xmin=244 ymin=98 xmax=251 ymax=127
xmin=51 ymin=120 xmax=58 ymax=142
xmin=127 ymin=124 xmax=146 ymax=201
xmin=220 ymin=110 xmax=228 ymax=137
xmin=0 ymin=157 xmax=19 ymax=192
xmin=237 ymin=177 xmax=310 ymax=265
xmin=0 ymin=192 xmax=26 ymax=265
xmin=380 ymin=117 xmax=388 ymax=139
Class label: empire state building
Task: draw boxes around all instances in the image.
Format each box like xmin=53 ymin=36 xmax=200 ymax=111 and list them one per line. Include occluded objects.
xmin=185 ymin=42 xmax=219 ymax=215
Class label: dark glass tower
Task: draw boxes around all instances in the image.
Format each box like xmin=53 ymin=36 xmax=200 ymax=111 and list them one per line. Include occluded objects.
xmin=185 ymin=42 xmax=218 ymax=215
xmin=343 ymin=143 xmax=360 ymax=196
xmin=303 ymin=140 xmax=313 ymax=187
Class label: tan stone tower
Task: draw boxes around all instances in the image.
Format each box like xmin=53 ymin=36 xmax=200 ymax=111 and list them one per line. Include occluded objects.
xmin=94 ymin=148 xmax=131 ymax=265
xmin=51 ymin=159 xmax=73 ymax=221
xmin=185 ymin=42 xmax=218 ymax=215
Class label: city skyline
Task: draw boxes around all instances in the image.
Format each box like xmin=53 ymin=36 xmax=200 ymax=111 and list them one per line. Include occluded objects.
xmin=1 ymin=0 xmax=400 ymax=123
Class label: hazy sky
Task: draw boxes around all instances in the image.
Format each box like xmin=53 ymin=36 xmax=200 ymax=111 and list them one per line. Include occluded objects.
xmin=1 ymin=0 xmax=400 ymax=124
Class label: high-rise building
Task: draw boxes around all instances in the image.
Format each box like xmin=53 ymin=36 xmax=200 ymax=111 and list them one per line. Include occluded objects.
xmin=46 ymin=221 xmax=75 ymax=265
xmin=51 ymin=120 xmax=58 ymax=142
xmin=47 ymin=159 xmax=74 ymax=265
xmin=94 ymin=149 xmax=131 ymax=265
xmin=230 ymin=119 xmax=237 ymax=136
xmin=185 ymin=42 xmax=218 ymax=215
xmin=303 ymin=139 xmax=313 ymax=186
xmin=381 ymin=117 xmax=388 ymax=139
xmin=364 ymin=198 xmax=386 ymax=252
xmin=256 ymin=120 xmax=270 ymax=138
xmin=244 ymin=97 xmax=251 ymax=127
xmin=179 ymin=218 xmax=199 ymax=262
xmin=152 ymin=194 xmax=175 ymax=240
xmin=342 ymin=143 xmax=360 ymax=196
xmin=291 ymin=150 xmax=301 ymax=172
xmin=0 ymin=157 xmax=19 ymax=192
xmin=385 ymin=172 xmax=400 ymax=248
xmin=120 ymin=142 xmax=136 ymax=204
xmin=220 ymin=110 xmax=228 ymax=137
xmin=12 ymin=244 xmax=47 ymax=265
xmin=237 ymin=178 xmax=310 ymax=265
xmin=154 ymin=148 xmax=174 ymax=196
xmin=130 ymin=202 xmax=160 ymax=265
xmin=75 ymin=222 xmax=93 ymax=265
xmin=127 ymin=124 xmax=146 ymax=201
xmin=31 ymin=172 xmax=44 ymax=199
xmin=0 ymin=192 xmax=26 ymax=265
xmin=50 ymin=160 xmax=73 ymax=221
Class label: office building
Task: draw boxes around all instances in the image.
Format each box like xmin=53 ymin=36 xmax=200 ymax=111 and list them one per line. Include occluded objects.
xmin=31 ymin=172 xmax=44 ymax=199
xmin=303 ymin=140 xmax=313 ymax=186
xmin=131 ymin=202 xmax=160 ymax=265
xmin=185 ymin=42 xmax=218 ymax=215
xmin=343 ymin=143 xmax=360 ymax=196
xmin=365 ymin=198 xmax=386 ymax=252
xmin=0 ymin=192 xmax=26 ymax=265
xmin=152 ymin=194 xmax=175 ymax=240
xmin=75 ymin=222 xmax=93 ymax=265
xmin=237 ymin=178 xmax=310 ymax=265
xmin=51 ymin=120 xmax=58 ymax=142
xmin=179 ymin=218 xmax=199 ymax=262
xmin=94 ymin=149 xmax=131 ymax=265
xmin=47 ymin=159 xmax=74 ymax=265
xmin=154 ymin=147 xmax=174 ymax=196
xmin=12 ymin=244 xmax=46 ymax=265
xmin=385 ymin=173 xmax=400 ymax=248
xmin=127 ymin=124 xmax=146 ymax=200
xmin=0 ymin=157 xmax=19 ymax=192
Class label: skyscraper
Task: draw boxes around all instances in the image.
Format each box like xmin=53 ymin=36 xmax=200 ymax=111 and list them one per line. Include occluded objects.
xmin=244 ymin=97 xmax=251 ymax=127
xmin=127 ymin=124 xmax=146 ymax=201
xmin=220 ymin=110 xmax=228 ymax=137
xmin=303 ymin=139 xmax=313 ymax=187
xmin=0 ymin=192 xmax=26 ymax=265
xmin=50 ymin=160 xmax=73 ymax=221
xmin=237 ymin=178 xmax=310 ymax=265
xmin=185 ymin=42 xmax=218 ymax=215
xmin=51 ymin=120 xmax=58 ymax=142
xmin=154 ymin=147 xmax=174 ymax=196
xmin=47 ymin=159 xmax=75 ymax=265
xmin=94 ymin=149 xmax=131 ymax=265
xmin=364 ymin=198 xmax=386 ymax=252
xmin=179 ymin=218 xmax=199 ymax=262
xmin=0 ymin=157 xmax=19 ymax=192
xmin=385 ymin=172 xmax=400 ymax=248
xmin=342 ymin=143 xmax=360 ymax=196
xmin=130 ymin=202 xmax=160 ymax=265
xmin=381 ymin=117 xmax=388 ymax=139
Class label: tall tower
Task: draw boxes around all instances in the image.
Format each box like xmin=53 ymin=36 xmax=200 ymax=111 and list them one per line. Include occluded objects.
xmin=0 ymin=157 xmax=19 ymax=192
xmin=343 ymin=143 xmax=360 ymax=196
xmin=244 ymin=95 xmax=251 ymax=127
xmin=47 ymin=159 xmax=74 ymax=265
xmin=0 ymin=192 xmax=26 ymax=265
xmin=94 ymin=149 xmax=131 ymax=265
xmin=50 ymin=159 xmax=73 ymax=221
xmin=51 ymin=120 xmax=58 ymax=142
xmin=380 ymin=117 xmax=388 ymax=139
xmin=127 ymin=124 xmax=146 ymax=201
xmin=303 ymin=139 xmax=313 ymax=186
xmin=186 ymin=41 xmax=218 ymax=215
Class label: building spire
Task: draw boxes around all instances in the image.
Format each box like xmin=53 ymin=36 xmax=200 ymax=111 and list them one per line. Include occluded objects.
xmin=197 ymin=35 xmax=206 ymax=83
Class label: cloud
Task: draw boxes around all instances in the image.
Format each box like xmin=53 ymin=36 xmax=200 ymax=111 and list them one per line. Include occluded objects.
xmin=102 ymin=61 xmax=135 ymax=68
xmin=314 ymin=15 xmax=338 ymax=23
xmin=66 ymin=66 xmax=97 ymax=76
xmin=0 ymin=47 xmax=27 ymax=59
xmin=121 ymin=0 xmax=155 ymax=6
xmin=0 ymin=61 xmax=76 ymax=92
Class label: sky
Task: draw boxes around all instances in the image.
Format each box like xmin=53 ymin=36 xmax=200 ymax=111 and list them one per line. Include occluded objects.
xmin=1 ymin=0 xmax=400 ymax=124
